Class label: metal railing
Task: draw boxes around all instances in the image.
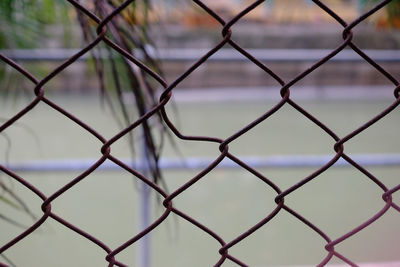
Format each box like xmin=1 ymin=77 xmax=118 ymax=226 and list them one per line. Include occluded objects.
xmin=5 ymin=154 xmax=400 ymax=172
xmin=1 ymin=0 xmax=400 ymax=267
xmin=3 ymin=48 xmax=400 ymax=62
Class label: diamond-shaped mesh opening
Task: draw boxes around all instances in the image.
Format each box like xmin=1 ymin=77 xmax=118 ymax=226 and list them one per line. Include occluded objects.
xmin=228 ymin=210 xmax=329 ymax=266
xmin=151 ymin=214 xmax=223 ymax=267
xmin=165 ymin=168 xmax=277 ymax=240
xmin=44 ymin=169 xmax=137 ymax=246
xmin=4 ymin=218 xmax=109 ymax=267
xmin=229 ymin=103 xmax=334 ymax=157
xmin=343 ymin=106 xmax=400 ymax=154
xmin=286 ymin=167 xmax=387 ymax=234
xmin=2 ymin=101 xmax=103 ymax=162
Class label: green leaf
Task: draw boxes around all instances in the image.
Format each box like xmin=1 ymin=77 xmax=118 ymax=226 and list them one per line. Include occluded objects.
xmin=0 ymin=195 xmax=23 ymax=210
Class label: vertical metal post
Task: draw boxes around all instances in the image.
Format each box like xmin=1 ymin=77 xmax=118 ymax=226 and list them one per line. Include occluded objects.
xmin=130 ymin=58 xmax=152 ymax=267
xmin=136 ymin=132 xmax=151 ymax=267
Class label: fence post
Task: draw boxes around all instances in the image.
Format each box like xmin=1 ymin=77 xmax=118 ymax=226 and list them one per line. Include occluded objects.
xmin=136 ymin=130 xmax=151 ymax=267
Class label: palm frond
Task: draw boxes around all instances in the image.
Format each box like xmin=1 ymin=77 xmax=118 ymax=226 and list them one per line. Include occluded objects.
xmin=75 ymin=0 xmax=168 ymax=185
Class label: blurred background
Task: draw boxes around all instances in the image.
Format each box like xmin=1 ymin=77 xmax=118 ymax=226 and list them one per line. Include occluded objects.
xmin=1 ymin=0 xmax=400 ymax=266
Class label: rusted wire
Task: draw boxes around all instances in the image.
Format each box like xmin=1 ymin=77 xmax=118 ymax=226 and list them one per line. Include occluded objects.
xmin=1 ymin=0 xmax=399 ymax=266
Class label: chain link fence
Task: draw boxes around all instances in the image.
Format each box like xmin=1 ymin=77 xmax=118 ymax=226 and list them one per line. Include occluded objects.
xmin=1 ymin=0 xmax=400 ymax=266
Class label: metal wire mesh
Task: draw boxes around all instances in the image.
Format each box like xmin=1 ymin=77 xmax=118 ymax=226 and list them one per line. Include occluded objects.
xmin=1 ymin=0 xmax=399 ymax=266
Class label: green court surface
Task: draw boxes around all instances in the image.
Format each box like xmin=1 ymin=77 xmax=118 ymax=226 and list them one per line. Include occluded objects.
xmin=0 ymin=94 xmax=399 ymax=266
